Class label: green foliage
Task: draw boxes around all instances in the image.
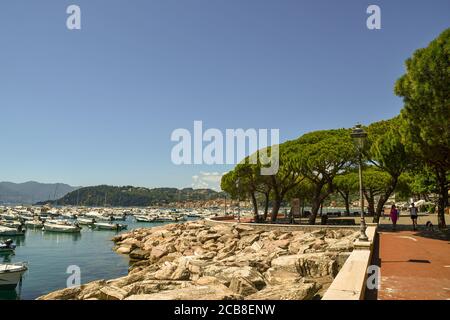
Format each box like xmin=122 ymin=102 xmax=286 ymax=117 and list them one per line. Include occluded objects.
xmin=395 ymin=28 xmax=449 ymax=227
xmin=334 ymin=171 xmax=359 ymax=196
xmin=43 ymin=185 xmax=225 ymax=207
xmin=395 ymin=28 xmax=450 ymax=169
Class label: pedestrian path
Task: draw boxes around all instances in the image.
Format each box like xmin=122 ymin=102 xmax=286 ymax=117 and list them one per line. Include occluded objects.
xmin=373 ymin=229 xmax=450 ymax=300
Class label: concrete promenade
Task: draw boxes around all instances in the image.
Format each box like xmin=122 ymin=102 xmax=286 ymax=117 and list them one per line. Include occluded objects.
xmin=368 ymin=214 xmax=450 ymax=300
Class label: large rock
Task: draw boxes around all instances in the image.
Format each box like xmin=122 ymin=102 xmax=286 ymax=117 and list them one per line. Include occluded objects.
xmin=297 ymin=253 xmax=338 ymax=278
xmin=98 ymin=285 xmax=129 ymax=300
xmin=270 ymin=255 xmax=300 ymax=273
xmin=125 ymin=284 xmax=242 ymax=300
xmin=264 ymin=268 xmax=301 ymax=285
xmin=202 ymin=266 xmax=266 ymax=289
xmin=229 ymin=277 xmax=258 ymax=296
xmin=129 ymin=248 xmax=150 ymax=260
xmin=246 ymin=281 xmax=320 ymax=300
xmin=150 ymin=245 xmax=169 ymax=261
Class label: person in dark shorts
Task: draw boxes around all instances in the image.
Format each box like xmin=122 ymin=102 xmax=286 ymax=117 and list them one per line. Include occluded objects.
xmin=410 ymin=202 xmax=418 ymax=231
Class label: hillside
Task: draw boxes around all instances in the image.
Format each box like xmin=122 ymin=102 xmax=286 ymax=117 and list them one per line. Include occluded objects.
xmin=0 ymin=181 xmax=78 ymax=205
xmin=39 ymin=185 xmax=226 ymax=207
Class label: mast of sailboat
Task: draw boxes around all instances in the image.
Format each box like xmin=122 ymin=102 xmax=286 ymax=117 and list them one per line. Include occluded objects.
xmin=53 ymin=184 xmax=59 ymax=207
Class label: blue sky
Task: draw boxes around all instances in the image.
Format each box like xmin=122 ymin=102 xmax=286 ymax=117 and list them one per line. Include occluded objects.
xmin=0 ymin=0 xmax=449 ymax=190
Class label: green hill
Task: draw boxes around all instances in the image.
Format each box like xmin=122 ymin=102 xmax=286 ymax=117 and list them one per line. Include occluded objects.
xmin=37 ymin=185 xmax=225 ymax=207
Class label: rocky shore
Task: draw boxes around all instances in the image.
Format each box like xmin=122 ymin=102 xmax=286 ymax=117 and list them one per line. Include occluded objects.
xmin=38 ymin=221 xmax=359 ymax=300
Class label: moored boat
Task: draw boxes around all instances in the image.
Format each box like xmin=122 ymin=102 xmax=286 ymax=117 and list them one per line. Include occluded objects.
xmin=134 ymin=215 xmax=155 ymax=222
xmin=76 ymin=217 xmax=96 ymax=225
xmin=0 ymin=262 xmax=28 ymax=290
xmin=0 ymin=226 xmax=26 ymax=236
xmin=0 ymin=220 xmax=23 ymax=229
xmin=42 ymin=222 xmax=81 ymax=233
xmin=0 ymin=239 xmax=16 ymax=254
xmin=24 ymin=220 xmax=44 ymax=229
xmin=93 ymin=222 xmax=127 ymax=231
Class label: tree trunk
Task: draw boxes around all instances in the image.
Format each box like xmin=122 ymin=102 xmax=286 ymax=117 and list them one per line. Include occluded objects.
xmin=374 ymin=177 xmax=398 ymax=223
xmin=263 ymin=192 xmax=269 ymax=222
xmin=308 ymin=183 xmax=327 ymax=225
xmin=308 ymin=201 xmax=321 ymax=225
xmin=250 ymin=192 xmax=258 ymax=222
xmin=364 ymin=190 xmax=375 ymax=218
xmin=436 ymin=168 xmax=448 ymax=229
xmin=338 ymin=191 xmax=350 ymax=215
xmin=270 ymin=197 xmax=281 ymax=222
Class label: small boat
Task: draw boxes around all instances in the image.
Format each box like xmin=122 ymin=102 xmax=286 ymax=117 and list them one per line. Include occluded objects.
xmin=0 ymin=262 xmax=28 ymax=290
xmin=0 ymin=226 xmax=26 ymax=236
xmin=24 ymin=220 xmax=44 ymax=229
xmin=93 ymin=222 xmax=127 ymax=231
xmin=0 ymin=220 xmax=23 ymax=229
xmin=0 ymin=213 xmax=18 ymax=221
xmin=61 ymin=212 xmax=77 ymax=219
xmin=135 ymin=215 xmax=155 ymax=222
xmin=153 ymin=216 xmax=176 ymax=222
xmin=96 ymin=215 xmax=114 ymax=222
xmin=77 ymin=217 xmax=96 ymax=225
xmin=0 ymin=239 xmax=16 ymax=253
xmin=42 ymin=222 xmax=81 ymax=233
xmin=112 ymin=215 xmax=126 ymax=221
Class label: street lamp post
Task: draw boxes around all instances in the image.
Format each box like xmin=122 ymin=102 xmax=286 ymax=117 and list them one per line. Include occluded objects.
xmin=351 ymin=124 xmax=369 ymax=241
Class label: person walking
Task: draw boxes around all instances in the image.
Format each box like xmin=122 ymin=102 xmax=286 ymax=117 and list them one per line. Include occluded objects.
xmin=410 ymin=202 xmax=418 ymax=231
xmin=390 ymin=204 xmax=399 ymax=231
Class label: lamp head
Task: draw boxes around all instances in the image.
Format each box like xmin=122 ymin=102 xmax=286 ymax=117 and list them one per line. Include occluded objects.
xmin=351 ymin=124 xmax=367 ymax=150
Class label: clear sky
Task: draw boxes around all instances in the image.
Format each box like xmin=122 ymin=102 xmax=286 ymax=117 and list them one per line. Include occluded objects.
xmin=0 ymin=0 xmax=449 ymax=190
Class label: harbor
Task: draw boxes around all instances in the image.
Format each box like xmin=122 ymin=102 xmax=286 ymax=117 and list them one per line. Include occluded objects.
xmin=0 ymin=205 xmax=206 ymax=300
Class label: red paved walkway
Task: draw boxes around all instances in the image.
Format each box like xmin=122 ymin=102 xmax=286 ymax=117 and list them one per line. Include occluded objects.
xmin=375 ymin=230 xmax=450 ymax=300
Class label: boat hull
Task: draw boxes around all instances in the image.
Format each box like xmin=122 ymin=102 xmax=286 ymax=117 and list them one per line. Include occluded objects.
xmin=43 ymin=224 xmax=81 ymax=233
xmin=93 ymin=223 xmax=127 ymax=231
xmin=0 ymin=265 xmax=27 ymax=289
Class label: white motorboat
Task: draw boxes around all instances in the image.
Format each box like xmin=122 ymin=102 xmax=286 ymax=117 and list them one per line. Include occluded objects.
xmin=42 ymin=222 xmax=81 ymax=233
xmin=24 ymin=220 xmax=44 ymax=229
xmin=77 ymin=217 xmax=96 ymax=225
xmin=0 ymin=239 xmax=16 ymax=253
xmin=153 ymin=215 xmax=177 ymax=222
xmin=0 ymin=262 xmax=28 ymax=290
xmin=135 ymin=215 xmax=155 ymax=222
xmin=0 ymin=213 xmax=18 ymax=221
xmin=0 ymin=220 xmax=23 ymax=229
xmin=93 ymin=222 xmax=127 ymax=231
xmin=0 ymin=226 xmax=26 ymax=236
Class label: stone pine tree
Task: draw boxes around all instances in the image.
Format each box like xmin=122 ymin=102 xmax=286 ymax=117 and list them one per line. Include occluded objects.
xmin=288 ymin=129 xmax=356 ymax=225
xmin=395 ymin=28 xmax=449 ymax=228
xmin=366 ymin=118 xmax=411 ymax=222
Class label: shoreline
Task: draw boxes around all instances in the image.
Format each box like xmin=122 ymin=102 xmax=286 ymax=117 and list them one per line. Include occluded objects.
xmin=38 ymin=220 xmax=359 ymax=300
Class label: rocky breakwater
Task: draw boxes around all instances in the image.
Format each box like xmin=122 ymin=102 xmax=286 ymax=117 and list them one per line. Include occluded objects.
xmin=38 ymin=221 xmax=359 ymax=300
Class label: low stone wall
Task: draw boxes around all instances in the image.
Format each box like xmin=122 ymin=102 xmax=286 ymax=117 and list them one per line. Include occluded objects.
xmin=321 ymin=223 xmax=378 ymax=300
xmin=205 ymin=217 xmax=360 ymax=233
